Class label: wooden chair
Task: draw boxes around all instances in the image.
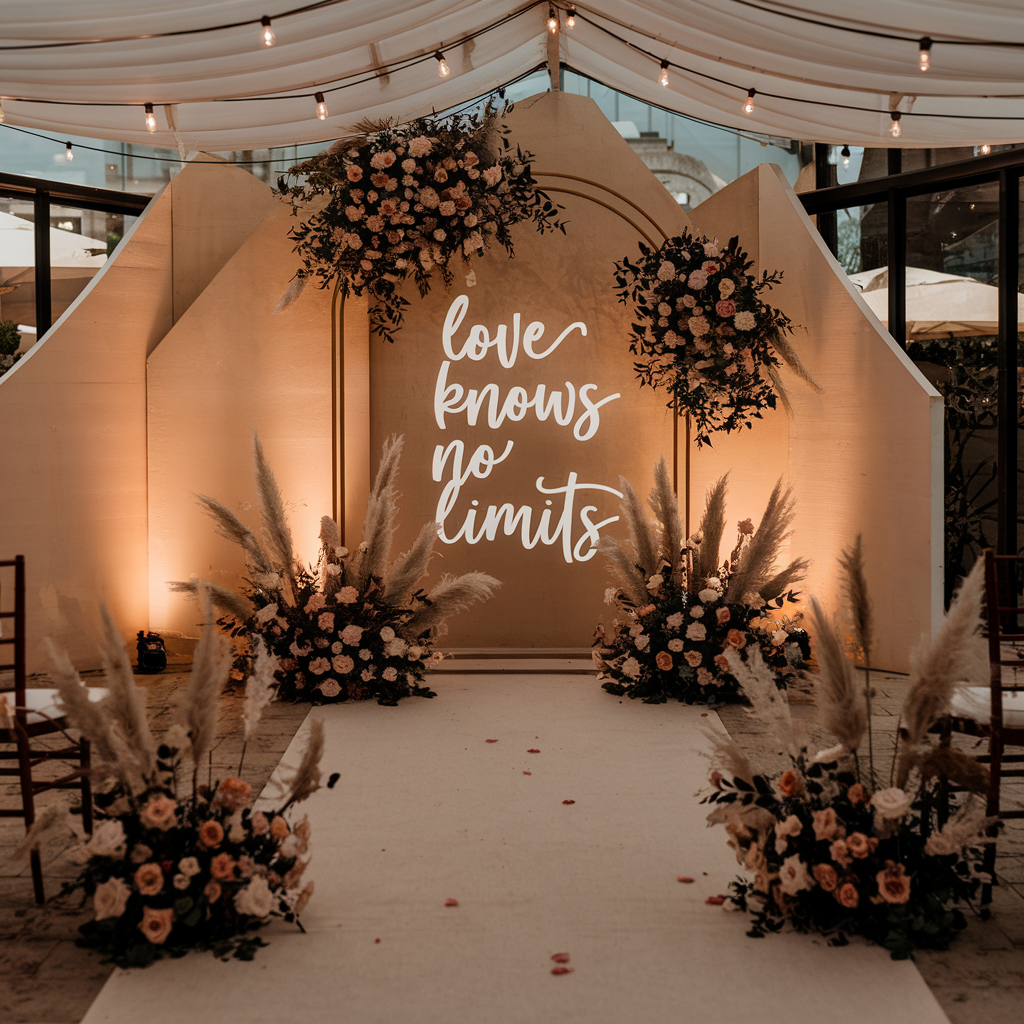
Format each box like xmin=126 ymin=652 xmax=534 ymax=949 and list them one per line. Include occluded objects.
xmin=944 ymin=548 xmax=1024 ymax=905
xmin=0 ymin=555 xmax=97 ymax=903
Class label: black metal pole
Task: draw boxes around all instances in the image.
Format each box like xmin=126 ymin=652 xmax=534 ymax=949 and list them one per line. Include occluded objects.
xmin=814 ymin=144 xmax=838 ymax=256
xmin=997 ymin=169 xmax=1020 ymax=556
xmin=887 ymin=148 xmax=903 ymax=176
xmin=33 ymin=190 xmax=52 ymax=338
xmin=887 ymin=188 xmax=907 ymax=349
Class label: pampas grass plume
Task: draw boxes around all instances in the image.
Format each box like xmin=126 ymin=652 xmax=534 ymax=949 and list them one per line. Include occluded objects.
xmin=649 ymin=458 xmax=683 ymax=584
xmin=694 ymin=475 xmax=728 ymax=585
xmin=253 ymin=429 xmax=296 ymax=591
xmin=384 ymin=521 xmax=438 ymax=605
xmin=807 ymin=597 xmax=867 ymax=754
xmin=283 ymin=718 xmax=325 ymax=810
xmin=619 ymin=476 xmax=658 ymax=580
xmin=403 ymin=572 xmax=501 ymax=636
xmin=243 ymin=636 xmax=277 ymax=744
xmin=11 ymin=805 xmax=73 ymax=862
xmin=838 ymin=535 xmax=873 ymax=662
xmin=194 ymin=493 xmax=271 ymax=573
xmin=168 ymin=579 xmax=254 ymax=622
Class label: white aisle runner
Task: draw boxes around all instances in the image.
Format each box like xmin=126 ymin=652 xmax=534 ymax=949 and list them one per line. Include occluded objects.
xmin=82 ymin=671 xmax=949 ymax=1024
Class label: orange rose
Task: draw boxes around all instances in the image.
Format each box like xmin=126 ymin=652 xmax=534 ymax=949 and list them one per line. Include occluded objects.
xmin=812 ymin=863 xmax=838 ymax=892
xmin=777 ymin=770 xmax=804 ymax=798
xmin=714 ymin=654 xmax=730 ymax=673
xmin=830 ymin=839 xmax=852 ymax=868
xmin=655 ymin=650 xmax=673 ymax=671
xmin=209 ymin=852 xmax=237 ymax=881
xmin=716 ymin=607 xmax=731 ymax=625
xmin=204 ymin=880 xmax=222 ymax=903
xmin=198 ymin=820 xmax=224 ymax=848
xmin=835 ymin=880 xmax=859 ymax=909
xmin=847 ymin=783 xmax=868 ymax=805
xmin=133 ymin=862 xmax=164 ymax=896
xmin=270 ymin=815 xmax=290 ymax=841
xmin=250 ymin=811 xmax=269 ymax=836
xmin=726 ymin=629 xmax=746 ymax=649
xmin=212 ymin=777 xmax=254 ymax=813
xmin=846 ymin=832 xmax=876 ymax=859
xmin=138 ymin=905 xmax=175 ymax=945
xmin=138 ymin=794 xmax=178 ymax=831
xmin=876 ymin=861 xmax=912 ymax=904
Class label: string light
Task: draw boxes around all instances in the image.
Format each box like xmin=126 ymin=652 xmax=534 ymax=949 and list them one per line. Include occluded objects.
xmin=659 ymin=60 xmax=670 ymax=87
xmin=435 ymin=50 xmax=450 ymax=77
xmin=919 ymin=37 xmax=932 ymax=71
xmin=144 ymin=102 xmax=156 ymax=132
xmin=314 ymin=91 xmax=328 ymax=119
xmin=65 ymin=141 xmax=73 ymax=161
xmin=260 ymin=16 xmax=276 ymax=47
xmin=566 ymin=5 xmax=576 ymax=28
xmin=889 ymin=111 xmax=902 ymax=138
xmin=743 ymin=88 xmax=756 ymax=115
xmin=977 ymin=143 xmax=991 ymax=155
xmin=841 ymin=144 xmax=851 ymax=170
xmin=547 ymin=6 xmax=558 ymax=33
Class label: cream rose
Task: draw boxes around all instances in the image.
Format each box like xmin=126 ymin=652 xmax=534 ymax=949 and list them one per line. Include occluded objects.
xmin=870 ymin=787 xmax=912 ymax=820
xmin=139 ymin=794 xmax=178 ymax=832
xmin=93 ymin=876 xmax=130 ymax=920
xmin=235 ymin=876 xmax=275 ymax=919
xmin=778 ymin=854 xmax=815 ymax=896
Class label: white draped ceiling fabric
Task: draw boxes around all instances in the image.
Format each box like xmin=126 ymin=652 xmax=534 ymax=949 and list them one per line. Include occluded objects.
xmin=1 ymin=0 xmax=1023 ymax=153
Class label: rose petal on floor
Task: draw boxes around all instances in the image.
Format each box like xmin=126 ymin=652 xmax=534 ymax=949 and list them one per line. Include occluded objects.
xmin=486 ymin=739 xmax=498 ymax=743
xmin=523 ymin=771 xmax=532 ymax=775
xmin=551 ymin=953 xmax=571 ymax=963
xmin=551 ymin=967 xmax=574 ymax=975
xmin=527 ymin=748 xmax=541 ymax=753
xmin=562 ymin=800 xmax=575 ymax=805
xmin=705 ymin=895 xmax=726 ymax=905
xmin=677 ymin=876 xmax=694 ymax=883
xmin=444 ymin=898 xmax=459 ymax=907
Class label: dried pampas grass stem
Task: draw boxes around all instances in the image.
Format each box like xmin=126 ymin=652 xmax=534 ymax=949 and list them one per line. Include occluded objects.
xmin=649 ymin=457 xmax=683 ymax=585
xmin=694 ymin=475 xmax=728 ymax=586
xmin=282 ymin=718 xmax=325 ymax=812
xmin=619 ymin=476 xmax=658 ymax=580
xmin=403 ymin=572 xmax=501 ymax=637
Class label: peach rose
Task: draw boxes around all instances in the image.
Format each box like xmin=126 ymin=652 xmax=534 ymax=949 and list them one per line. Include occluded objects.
xmin=655 ymin=651 xmax=673 ymax=671
xmin=847 ymin=783 xmax=868 ymax=805
xmin=204 ymin=880 xmax=222 ymax=903
xmin=876 ymin=861 xmax=912 ymax=904
xmin=835 ymin=880 xmax=859 ymax=909
xmin=138 ymin=794 xmax=178 ymax=831
xmin=812 ymin=807 xmax=843 ymax=842
xmin=133 ymin=862 xmax=164 ymax=896
xmin=198 ymin=820 xmax=224 ymax=848
xmin=685 ymin=650 xmax=703 ymax=668
xmin=846 ymin=832 xmax=877 ymax=859
xmin=726 ymin=629 xmax=746 ymax=649
xmin=138 ymin=905 xmax=175 ymax=945
xmin=250 ymin=811 xmax=269 ymax=835
xmin=93 ymin=876 xmax=131 ymax=920
xmin=830 ymin=839 xmax=852 ymax=868
xmin=812 ymin=863 xmax=839 ymax=892
xmin=209 ymin=852 xmax=237 ymax=881
xmin=716 ymin=607 xmax=731 ymax=625
xmin=212 ymin=777 xmax=254 ymax=813
xmin=777 ymin=770 xmax=804 ymax=798
xmin=714 ymin=654 xmax=730 ymax=673
xmin=270 ymin=815 xmax=290 ymax=840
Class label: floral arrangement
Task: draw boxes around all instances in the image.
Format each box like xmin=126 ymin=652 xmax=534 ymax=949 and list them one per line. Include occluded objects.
xmin=595 ymin=460 xmax=809 ymax=705
xmin=173 ymin=432 xmax=499 ymax=706
xmin=704 ymin=540 xmax=993 ymax=959
xmin=27 ymin=600 xmax=325 ymax=967
xmin=613 ymin=231 xmax=820 ymax=447
xmin=276 ymin=104 xmax=564 ymax=342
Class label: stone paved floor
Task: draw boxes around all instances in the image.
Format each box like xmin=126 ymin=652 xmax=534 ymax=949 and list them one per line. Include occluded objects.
xmin=1 ymin=667 xmax=1021 ymax=1023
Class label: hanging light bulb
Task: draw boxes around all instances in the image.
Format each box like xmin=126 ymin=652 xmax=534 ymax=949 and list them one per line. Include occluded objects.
xmin=978 ymin=143 xmax=992 ymax=156
xmin=547 ymin=6 xmax=558 ymax=32
xmin=65 ymin=141 xmax=73 ymax=162
xmin=435 ymin=50 xmax=450 ymax=77
xmin=144 ymin=103 xmax=157 ymax=132
xmin=743 ymin=88 xmax=756 ymax=115
xmin=841 ymin=144 xmax=851 ymax=170
xmin=260 ymin=16 xmax=276 ymax=47
xmin=314 ymin=91 xmax=328 ymax=120
xmin=889 ymin=111 xmax=902 ymax=138
xmin=566 ymin=5 xmax=576 ymax=28
xmin=658 ymin=60 xmax=670 ymax=87
xmin=918 ymin=37 xmax=932 ymax=72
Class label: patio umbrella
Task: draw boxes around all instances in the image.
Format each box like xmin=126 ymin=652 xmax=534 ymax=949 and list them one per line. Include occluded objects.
xmin=848 ymin=265 xmax=1024 ymax=340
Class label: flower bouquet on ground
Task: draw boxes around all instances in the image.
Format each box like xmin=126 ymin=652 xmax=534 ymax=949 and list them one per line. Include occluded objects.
xmin=26 ymin=596 xmax=324 ymax=966
xmin=594 ymin=459 xmax=809 ymax=705
xmin=173 ymin=431 xmax=499 ymax=706
xmin=276 ymin=104 xmax=564 ymax=342
xmin=614 ymin=230 xmax=820 ymax=447
xmin=704 ymin=541 xmax=993 ymax=959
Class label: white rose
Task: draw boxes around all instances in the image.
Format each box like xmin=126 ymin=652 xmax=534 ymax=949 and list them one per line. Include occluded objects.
xmin=178 ymin=856 xmax=201 ymax=877
xmin=771 ymin=629 xmax=789 ymax=646
xmin=173 ymin=873 xmax=191 ymax=890
xmin=778 ymin=853 xmax=814 ymax=896
xmin=634 ymin=634 xmax=650 ymax=651
xmin=870 ymin=787 xmax=912 ymax=820
xmin=689 ymin=605 xmax=705 ymax=618
xmin=234 ymin=876 xmax=275 ymax=919
xmin=85 ymin=819 xmax=126 ymax=858
xmin=380 ymin=626 xmax=396 ymax=642
xmin=667 ymin=639 xmax=684 ymax=652
xmin=621 ymin=657 xmax=640 ymax=679
xmin=93 ymin=876 xmax=131 ymax=920
xmin=646 ymin=574 xmax=664 ymax=592
xmin=698 ymin=588 xmax=719 ymax=603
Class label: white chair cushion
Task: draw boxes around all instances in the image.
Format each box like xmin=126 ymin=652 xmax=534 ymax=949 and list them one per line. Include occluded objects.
xmin=950 ymin=686 xmax=1024 ymax=729
xmin=3 ymin=686 xmax=107 ymax=726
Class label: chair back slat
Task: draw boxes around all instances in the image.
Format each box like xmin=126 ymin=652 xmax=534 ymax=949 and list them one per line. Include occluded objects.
xmin=0 ymin=556 xmax=26 ymax=707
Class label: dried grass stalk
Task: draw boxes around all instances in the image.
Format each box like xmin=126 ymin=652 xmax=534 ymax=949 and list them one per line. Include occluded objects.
xmin=243 ymin=636 xmax=277 ymax=744
xmin=253 ymin=429 xmax=296 ymax=598
xmin=98 ymin=605 xmax=156 ymax=777
xmin=693 ymin=475 xmax=729 ymax=585
xmin=725 ymin=649 xmax=802 ymax=758
xmin=11 ymin=805 xmax=73 ymax=862
xmin=176 ymin=586 xmax=232 ymax=769
xmin=806 ymin=597 xmax=867 ymax=753
xmin=283 ymin=718 xmax=324 ymax=811
xmin=619 ymin=476 xmax=658 ymax=580
xmin=357 ymin=435 xmax=403 ymax=588
xmin=919 ymin=745 xmax=990 ymax=795
xmin=701 ymin=727 xmax=754 ymax=785
xmin=194 ymin=494 xmax=271 ymax=573
xmin=760 ymin=558 xmax=810 ymax=603
xmin=724 ymin=479 xmax=795 ymax=603
xmin=319 ymin=515 xmax=341 ymax=555
xmin=167 ymin=580 xmax=254 ymax=622
xmin=384 ymin=521 xmax=438 ymax=605
xmin=273 ymin=275 xmax=307 ymax=314
xmin=402 ymin=572 xmax=501 ymax=637
xmin=766 ymin=365 xmax=794 ymax=418
xmin=601 ymin=540 xmax=650 ymax=609
xmin=838 ymin=535 xmax=873 ymax=661
xmin=897 ymin=558 xmax=986 ymax=786
xmin=770 ymin=330 xmax=823 ymax=394
xmin=649 ymin=457 xmax=683 ymax=585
